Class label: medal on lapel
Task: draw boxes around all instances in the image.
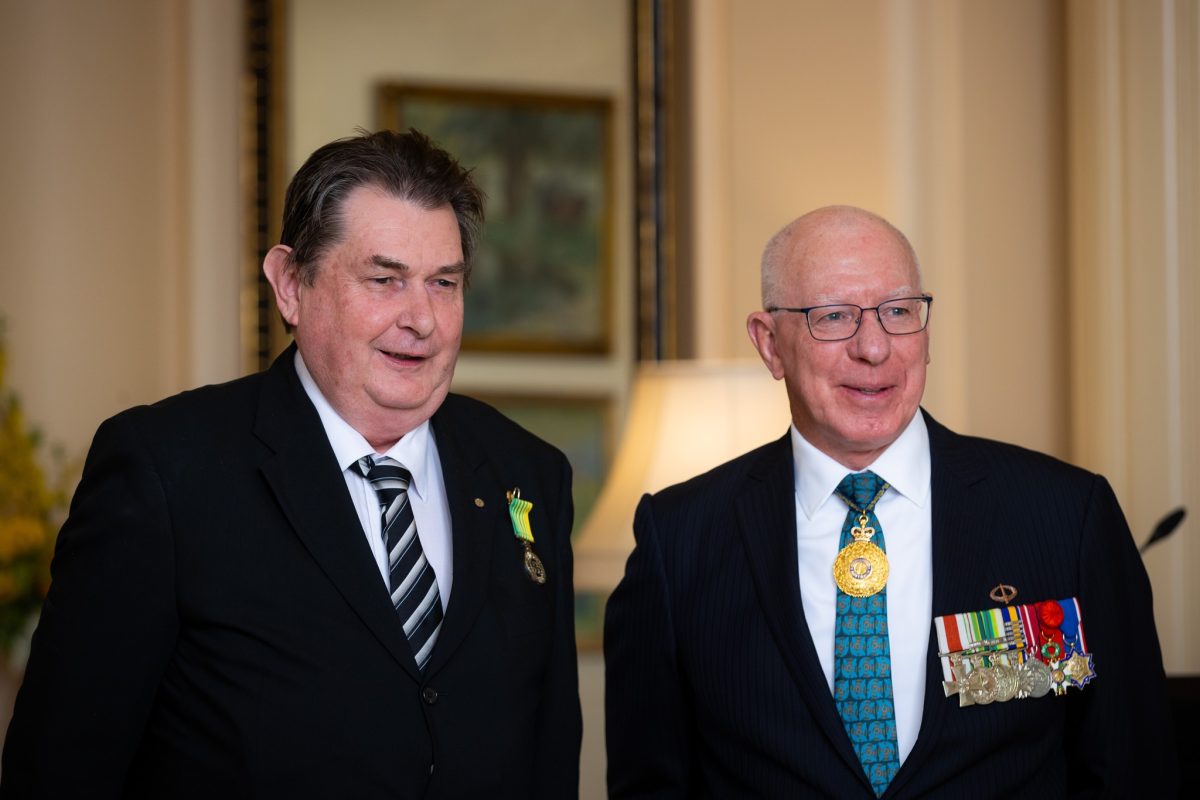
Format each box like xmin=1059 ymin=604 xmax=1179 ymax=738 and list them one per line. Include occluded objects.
xmin=506 ymin=488 xmax=546 ymax=584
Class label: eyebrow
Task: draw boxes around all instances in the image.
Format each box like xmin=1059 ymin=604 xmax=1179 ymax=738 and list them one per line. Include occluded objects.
xmin=369 ymin=254 xmax=467 ymax=275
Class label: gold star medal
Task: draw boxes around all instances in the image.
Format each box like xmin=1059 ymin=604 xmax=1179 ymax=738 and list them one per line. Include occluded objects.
xmin=506 ymin=488 xmax=546 ymax=584
xmin=1062 ymin=651 xmax=1096 ymax=689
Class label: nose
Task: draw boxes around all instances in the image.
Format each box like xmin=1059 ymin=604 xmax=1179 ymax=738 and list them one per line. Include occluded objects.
xmin=395 ymin=285 xmax=436 ymax=337
xmin=847 ymin=308 xmax=891 ymax=364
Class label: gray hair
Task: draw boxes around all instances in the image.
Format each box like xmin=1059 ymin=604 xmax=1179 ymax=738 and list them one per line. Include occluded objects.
xmin=280 ymin=128 xmax=485 ymax=287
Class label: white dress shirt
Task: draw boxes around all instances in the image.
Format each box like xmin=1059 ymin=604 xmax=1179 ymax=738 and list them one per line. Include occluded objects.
xmin=791 ymin=412 xmax=932 ymax=764
xmin=295 ymin=352 xmax=453 ymax=608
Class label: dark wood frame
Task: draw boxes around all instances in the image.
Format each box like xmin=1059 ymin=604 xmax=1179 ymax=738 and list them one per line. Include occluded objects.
xmin=633 ymin=0 xmax=693 ymax=360
xmin=242 ymin=0 xmax=288 ymax=372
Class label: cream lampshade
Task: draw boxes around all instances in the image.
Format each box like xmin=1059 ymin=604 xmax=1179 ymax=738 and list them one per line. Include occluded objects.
xmin=573 ymin=359 xmax=793 ymax=592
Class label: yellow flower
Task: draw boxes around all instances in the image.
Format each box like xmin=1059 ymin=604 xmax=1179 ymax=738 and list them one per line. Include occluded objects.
xmin=0 ymin=516 xmax=47 ymax=562
xmin=0 ymin=320 xmax=74 ymax=650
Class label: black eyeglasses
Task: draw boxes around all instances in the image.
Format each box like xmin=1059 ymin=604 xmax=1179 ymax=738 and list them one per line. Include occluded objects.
xmin=766 ymin=296 xmax=932 ymax=341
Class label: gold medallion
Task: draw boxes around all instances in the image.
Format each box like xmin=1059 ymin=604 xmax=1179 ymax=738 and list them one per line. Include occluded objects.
xmin=523 ymin=543 xmax=547 ymax=584
xmin=833 ymin=540 xmax=889 ymax=596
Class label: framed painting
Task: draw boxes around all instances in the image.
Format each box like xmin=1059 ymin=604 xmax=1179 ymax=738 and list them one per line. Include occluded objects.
xmin=378 ymin=84 xmax=613 ymax=354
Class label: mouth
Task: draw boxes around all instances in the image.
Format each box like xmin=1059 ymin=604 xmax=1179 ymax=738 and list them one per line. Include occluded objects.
xmin=379 ymin=348 xmax=427 ymax=365
xmin=845 ymin=384 xmax=893 ymax=398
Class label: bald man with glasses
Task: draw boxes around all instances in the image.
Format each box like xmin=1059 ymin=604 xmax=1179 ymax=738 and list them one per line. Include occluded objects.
xmin=604 ymin=206 xmax=1175 ymax=798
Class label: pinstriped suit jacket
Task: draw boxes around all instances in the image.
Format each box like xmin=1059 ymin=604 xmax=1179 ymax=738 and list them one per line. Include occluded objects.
xmin=604 ymin=411 xmax=1176 ymax=798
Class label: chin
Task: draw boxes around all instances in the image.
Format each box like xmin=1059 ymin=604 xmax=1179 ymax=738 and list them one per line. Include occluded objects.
xmin=384 ymin=380 xmax=452 ymax=412
xmin=850 ymin=418 xmax=910 ymax=450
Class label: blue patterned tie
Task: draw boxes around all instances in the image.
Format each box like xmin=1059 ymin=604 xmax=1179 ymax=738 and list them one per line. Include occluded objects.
xmin=833 ymin=471 xmax=900 ymax=796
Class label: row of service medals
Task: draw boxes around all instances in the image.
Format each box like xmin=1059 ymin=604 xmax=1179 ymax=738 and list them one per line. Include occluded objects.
xmin=934 ymin=597 xmax=1096 ymax=707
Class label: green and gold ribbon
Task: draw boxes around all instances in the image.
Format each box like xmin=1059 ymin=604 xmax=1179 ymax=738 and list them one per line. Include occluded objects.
xmin=506 ymin=489 xmax=534 ymax=543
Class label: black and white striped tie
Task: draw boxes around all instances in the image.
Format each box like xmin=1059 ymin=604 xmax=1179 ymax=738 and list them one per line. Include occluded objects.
xmin=357 ymin=455 xmax=443 ymax=672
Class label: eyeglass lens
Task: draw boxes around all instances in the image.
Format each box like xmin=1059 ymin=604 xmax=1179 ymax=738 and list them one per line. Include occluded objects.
xmin=808 ymin=298 xmax=929 ymax=340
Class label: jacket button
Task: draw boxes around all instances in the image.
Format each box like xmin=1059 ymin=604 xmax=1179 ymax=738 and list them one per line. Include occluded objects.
xmin=422 ymin=687 xmax=438 ymax=705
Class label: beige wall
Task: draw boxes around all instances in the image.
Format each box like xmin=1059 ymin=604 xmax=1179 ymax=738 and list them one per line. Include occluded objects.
xmin=1067 ymin=0 xmax=1199 ymax=672
xmin=0 ymin=0 xmax=243 ymax=458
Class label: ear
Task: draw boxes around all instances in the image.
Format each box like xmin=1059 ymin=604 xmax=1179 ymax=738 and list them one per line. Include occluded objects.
xmin=263 ymin=245 xmax=302 ymax=328
xmin=746 ymin=311 xmax=786 ymax=380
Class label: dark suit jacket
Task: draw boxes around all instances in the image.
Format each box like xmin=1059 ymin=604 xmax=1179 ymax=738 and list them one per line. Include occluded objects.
xmin=605 ymin=411 xmax=1176 ymax=798
xmin=1 ymin=346 xmax=582 ymax=799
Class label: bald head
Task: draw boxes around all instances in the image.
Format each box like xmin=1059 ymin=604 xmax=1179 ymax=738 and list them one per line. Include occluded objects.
xmin=760 ymin=206 xmax=921 ymax=308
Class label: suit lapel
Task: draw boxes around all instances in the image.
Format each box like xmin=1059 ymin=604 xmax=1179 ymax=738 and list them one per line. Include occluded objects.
xmin=734 ymin=436 xmax=869 ymax=785
xmin=886 ymin=411 xmax=989 ymax=796
xmin=254 ymin=347 xmax=421 ymax=681
xmin=422 ymin=402 xmax=498 ymax=675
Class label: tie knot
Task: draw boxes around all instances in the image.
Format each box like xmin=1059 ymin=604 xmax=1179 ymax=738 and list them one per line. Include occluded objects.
xmin=836 ymin=470 xmax=887 ymax=511
xmin=356 ymin=455 xmax=412 ymax=487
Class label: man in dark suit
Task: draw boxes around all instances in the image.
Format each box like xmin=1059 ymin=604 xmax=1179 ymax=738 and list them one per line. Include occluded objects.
xmin=2 ymin=130 xmax=581 ymax=798
xmin=604 ymin=206 xmax=1175 ymax=797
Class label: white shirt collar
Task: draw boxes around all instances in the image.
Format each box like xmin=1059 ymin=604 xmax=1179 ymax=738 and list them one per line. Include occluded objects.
xmin=294 ymin=351 xmax=436 ymax=499
xmin=791 ymin=410 xmax=931 ymax=520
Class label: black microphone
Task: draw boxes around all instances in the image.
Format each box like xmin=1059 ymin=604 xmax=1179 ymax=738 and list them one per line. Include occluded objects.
xmin=1140 ymin=507 xmax=1187 ymax=554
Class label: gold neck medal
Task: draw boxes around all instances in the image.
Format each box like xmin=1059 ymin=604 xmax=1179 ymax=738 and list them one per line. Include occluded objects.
xmin=833 ymin=495 xmax=890 ymax=597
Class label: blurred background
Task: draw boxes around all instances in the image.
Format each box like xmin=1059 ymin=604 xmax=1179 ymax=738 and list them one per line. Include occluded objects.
xmin=1 ymin=1 xmax=1196 ymax=795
